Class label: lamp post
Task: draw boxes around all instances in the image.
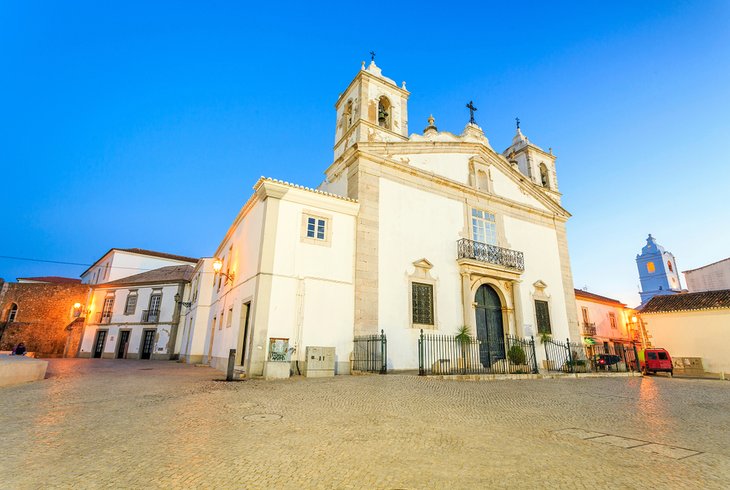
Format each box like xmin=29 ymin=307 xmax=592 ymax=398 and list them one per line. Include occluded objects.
xmin=174 ymin=293 xmax=192 ymax=309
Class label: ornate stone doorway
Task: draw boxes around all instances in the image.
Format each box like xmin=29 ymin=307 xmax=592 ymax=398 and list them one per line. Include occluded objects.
xmin=475 ymin=284 xmax=505 ymax=366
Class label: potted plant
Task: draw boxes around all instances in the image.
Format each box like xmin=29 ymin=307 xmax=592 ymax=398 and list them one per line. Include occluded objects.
xmin=507 ymin=344 xmax=529 ymax=373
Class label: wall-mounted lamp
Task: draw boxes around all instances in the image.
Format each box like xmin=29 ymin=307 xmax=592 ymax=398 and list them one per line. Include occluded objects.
xmin=72 ymin=302 xmax=86 ymax=318
xmin=212 ymin=258 xmax=235 ymax=284
xmin=174 ymin=293 xmax=192 ymax=308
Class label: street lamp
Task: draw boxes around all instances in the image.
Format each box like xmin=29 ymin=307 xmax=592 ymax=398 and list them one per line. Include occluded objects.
xmin=212 ymin=258 xmax=235 ymax=284
xmin=174 ymin=293 xmax=192 ymax=308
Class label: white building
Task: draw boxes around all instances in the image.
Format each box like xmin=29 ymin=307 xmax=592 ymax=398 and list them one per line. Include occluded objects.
xmin=190 ymin=61 xmax=580 ymax=376
xmin=78 ymin=249 xmax=198 ymax=359
xmin=683 ymin=257 xmax=730 ymax=293
xmin=574 ymin=289 xmax=638 ymax=352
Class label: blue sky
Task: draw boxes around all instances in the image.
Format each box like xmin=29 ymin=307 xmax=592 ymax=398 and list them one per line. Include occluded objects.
xmin=1 ymin=1 xmax=729 ymax=306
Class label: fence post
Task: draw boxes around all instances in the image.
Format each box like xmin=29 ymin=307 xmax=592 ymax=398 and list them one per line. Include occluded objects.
xmin=380 ymin=329 xmax=386 ymax=374
xmin=418 ymin=329 xmax=424 ymax=376
xmin=566 ymin=338 xmax=574 ymax=374
xmin=530 ymin=336 xmax=538 ymax=374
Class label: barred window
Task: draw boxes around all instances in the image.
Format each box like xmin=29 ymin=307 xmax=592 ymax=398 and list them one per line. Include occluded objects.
xmin=412 ymin=282 xmax=434 ymax=325
xmin=609 ymin=312 xmax=617 ymax=329
xmin=535 ymin=300 xmax=551 ymax=334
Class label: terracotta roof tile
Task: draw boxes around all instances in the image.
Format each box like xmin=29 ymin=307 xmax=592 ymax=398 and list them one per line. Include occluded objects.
xmin=640 ymin=289 xmax=730 ymax=314
xmin=98 ymin=265 xmax=194 ymax=287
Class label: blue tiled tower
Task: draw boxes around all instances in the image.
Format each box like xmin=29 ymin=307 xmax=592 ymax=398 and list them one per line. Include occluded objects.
xmin=636 ymin=234 xmax=682 ymax=305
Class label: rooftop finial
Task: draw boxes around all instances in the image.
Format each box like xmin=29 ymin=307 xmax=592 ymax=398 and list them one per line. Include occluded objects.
xmin=370 ymin=51 xmax=376 ymax=62
xmin=515 ymin=116 xmax=520 ymax=130
xmin=466 ymin=100 xmax=477 ymax=125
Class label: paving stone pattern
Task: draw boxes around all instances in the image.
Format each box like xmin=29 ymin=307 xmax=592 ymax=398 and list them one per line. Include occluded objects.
xmin=1 ymin=359 xmax=729 ymax=489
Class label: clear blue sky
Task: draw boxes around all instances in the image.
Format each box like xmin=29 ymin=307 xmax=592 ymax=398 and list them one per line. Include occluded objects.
xmin=2 ymin=1 xmax=729 ymax=306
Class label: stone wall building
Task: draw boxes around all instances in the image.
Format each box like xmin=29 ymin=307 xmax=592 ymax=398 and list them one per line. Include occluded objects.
xmin=0 ymin=279 xmax=89 ymax=356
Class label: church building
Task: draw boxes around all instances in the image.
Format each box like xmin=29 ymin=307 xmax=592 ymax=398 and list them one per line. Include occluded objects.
xmin=187 ymin=60 xmax=581 ymax=375
xmin=636 ymin=234 xmax=682 ymax=305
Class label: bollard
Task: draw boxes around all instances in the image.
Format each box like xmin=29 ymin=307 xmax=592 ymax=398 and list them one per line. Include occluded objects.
xmin=226 ymin=348 xmax=236 ymax=381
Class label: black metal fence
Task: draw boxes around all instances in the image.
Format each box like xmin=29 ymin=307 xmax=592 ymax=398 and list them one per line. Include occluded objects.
xmin=353 ymin=330 xmax=387 ymax=374
xmin=543 ymin=337 xmax=639 ymax=373
xmin=418 ymin=330 xmax=538 ymax=375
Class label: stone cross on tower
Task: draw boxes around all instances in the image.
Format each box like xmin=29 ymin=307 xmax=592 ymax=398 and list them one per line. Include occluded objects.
xmin=466 ymin=101 xmax=477 ymax=125
xmin=370 ymin=51 xmax=376 ymax=62
xmin=515 ymin=117 xmax=520 ymax=129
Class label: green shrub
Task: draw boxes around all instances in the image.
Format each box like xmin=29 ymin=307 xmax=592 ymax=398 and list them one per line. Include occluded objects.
xmin=507 ymin=345 xmax=527 ymax=365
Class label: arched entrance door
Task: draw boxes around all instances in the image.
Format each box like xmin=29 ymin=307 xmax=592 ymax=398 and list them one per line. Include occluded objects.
xmin=475 ymin=284 xmax=505 ymax=367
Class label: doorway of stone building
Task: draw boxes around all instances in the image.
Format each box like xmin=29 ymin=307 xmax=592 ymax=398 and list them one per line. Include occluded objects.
xmin=116 ymin=330 xmax=130 ymax=359
xmin=238 ymin=302 xmax=251 ymax=368
xmin=475 ymin=284 xmax=505 ymax=367
xmin=140 ymin=329 xmax=155 ymax=360
xmin=93 ymin=330 xmax=107 ymax=358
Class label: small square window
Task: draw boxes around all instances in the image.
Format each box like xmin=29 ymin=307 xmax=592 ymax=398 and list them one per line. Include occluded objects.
xmin=306 ymin=217 xmax=326 ymax=240
xmin=302 ymin=213 xmax=331 ymax=246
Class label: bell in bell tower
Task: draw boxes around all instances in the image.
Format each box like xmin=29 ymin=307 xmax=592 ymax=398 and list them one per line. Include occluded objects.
xmin=333 ymin=54 xmax=410 ymax=161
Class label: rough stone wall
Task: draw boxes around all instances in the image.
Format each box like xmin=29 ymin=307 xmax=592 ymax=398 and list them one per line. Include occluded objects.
xmin=0 ymin=282 xmax=89 ymax=356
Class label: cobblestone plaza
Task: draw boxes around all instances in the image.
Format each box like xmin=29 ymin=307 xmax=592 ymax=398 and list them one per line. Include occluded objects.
xmin=2 ymin=360 xmax=729 ymax=488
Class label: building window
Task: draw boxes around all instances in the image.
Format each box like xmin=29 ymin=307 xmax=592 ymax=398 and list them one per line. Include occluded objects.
xmin=6 ymin=303 xmax=18 ymax=322
xmin=218 ymin=314 xmax=224 ymax=331
xmin=124 ymin=291 xmax=138 ymax=315
xmin=147 ymin=293 xmax=161 ymax=322
xmin=667 ymin=261 xmax=673 ymax=272
xmin=226 ymin=307 xmax=233 ymax=328
xmin=412 ymin=282 xmax=434 ymax=325
xmin=535 ymin=300 xmax=551 ymax=334
xmin=609 ymin=312 xmax=618 ymax=329
xmin=343 ymin=99 xmax=353 ymax=132
xmin=647 ymin=261 xmax=655 ymax=273
xmin=581 ymin=307 xmax=590 ymax=324
xmin=307 ymin=216 xmax=326 ymax=240
xmin=471 ymin=209 xmax=497 ymax=245
xmin=301 ymin=212 xmax=332 ymax=246
xmin=101 ymin=297 xmax=114 ymax=323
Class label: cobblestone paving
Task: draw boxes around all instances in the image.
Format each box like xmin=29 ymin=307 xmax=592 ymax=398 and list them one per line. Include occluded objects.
xmin=1 ymin=359 xmax=729 ymax=489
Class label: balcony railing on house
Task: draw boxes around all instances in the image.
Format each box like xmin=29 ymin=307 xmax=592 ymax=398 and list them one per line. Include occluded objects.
xmin=456 ymin=238 xmax=524 ymax=272
xmin=96 ymin=312 xmax=112 ymax=324
xmin=581 ymin=322 xmax=597 ymax=336
xmin=142 ymin=310 xmax=160 ymax=323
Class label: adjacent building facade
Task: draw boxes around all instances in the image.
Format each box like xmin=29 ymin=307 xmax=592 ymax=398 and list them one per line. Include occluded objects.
xmin=574 ymin=289 xmax=638 ymax=354
xmin=190 ymin=61 xmax=580 ymax=375
xmin=683 ymin=257 xmax=730 ymax=293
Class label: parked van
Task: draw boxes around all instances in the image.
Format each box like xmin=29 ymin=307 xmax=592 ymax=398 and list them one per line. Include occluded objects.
xmin=638 ymin=348 xmax=673 ymax=376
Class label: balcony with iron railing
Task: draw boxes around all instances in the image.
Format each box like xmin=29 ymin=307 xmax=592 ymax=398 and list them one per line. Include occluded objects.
xmin=581 ymin=322 xmax=597 ymax=336
xmin=97 ymin=312 xmax=112 ymax=324
xmin=142 ymin=310 xmax=160 ymax=323
xmin=456 ymin=238 xmax=525 ymax=272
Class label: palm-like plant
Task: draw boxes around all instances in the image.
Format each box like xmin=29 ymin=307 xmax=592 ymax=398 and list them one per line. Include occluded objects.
xmin=455 ymin=325 xmax=472 ymax=373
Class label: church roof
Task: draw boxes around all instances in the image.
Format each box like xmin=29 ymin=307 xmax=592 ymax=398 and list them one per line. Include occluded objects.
xmin=256 ymin=177 xmax=357 ymax=203
xmin=640 ymin=289 xmax=730 ymax=314
xmin=16 ymin=276 xmax=82 ymax=284
xmin=97 ymin=265 xmax=194 ymax=287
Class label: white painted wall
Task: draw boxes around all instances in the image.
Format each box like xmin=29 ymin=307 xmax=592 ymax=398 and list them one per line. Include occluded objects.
xmin=575 ymin=296 xmax=631 ymax=342
xmin=684 ymin=259 xmax=730 ymax=292
xmin=395 ymin=153 xmax=470 ymax=185
xmin=82 ymin=250 xmax=196 ymax=285
xmin=642 ymin=309 xmax=730 ymax=374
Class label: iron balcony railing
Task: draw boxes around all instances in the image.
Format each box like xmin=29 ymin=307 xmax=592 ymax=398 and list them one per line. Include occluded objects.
xmin=142 ymin=310 xmax=160 ymax=323
xmin=456 ymin=238 xmax=524 ymax=272
xmin=581 ymin=322 xmax=597 ymax=336
xmin=97 ymin=312 xmax=112 ymax=324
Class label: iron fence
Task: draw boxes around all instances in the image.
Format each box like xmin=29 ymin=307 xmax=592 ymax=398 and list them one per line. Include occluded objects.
xmin=418 ymin=330 xmax=538 ymax=375
xmin=587 ymin=342 xmax=639 ymax=373
xmin=543 ymin=337 xmax=592 ymax=373
xmin=353 ymin=330 xmax=387 ymax=374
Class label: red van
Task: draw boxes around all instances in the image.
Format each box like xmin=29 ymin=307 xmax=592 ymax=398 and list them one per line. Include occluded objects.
xmin=638 ymin=348 xmax=673 ymax=376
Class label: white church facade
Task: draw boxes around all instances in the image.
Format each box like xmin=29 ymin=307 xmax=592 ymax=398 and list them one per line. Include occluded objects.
xmin=185 ymin=61 xmax=580 ymax=376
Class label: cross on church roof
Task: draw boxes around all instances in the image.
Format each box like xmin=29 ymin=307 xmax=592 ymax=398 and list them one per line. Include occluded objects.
xmin=515 ymin=117 xmax=520 ymax=130
xmin=466 ymin=101 xmax=477 ymax=125
xmin=370 ymin=51 xmax=376 ymax=62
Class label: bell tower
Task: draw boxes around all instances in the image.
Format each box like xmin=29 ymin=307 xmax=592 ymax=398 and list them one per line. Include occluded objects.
xmin=333 ymin=59 xmax=410 ymax=161
xmin=636 ymin=234 xmax=682 ymax=305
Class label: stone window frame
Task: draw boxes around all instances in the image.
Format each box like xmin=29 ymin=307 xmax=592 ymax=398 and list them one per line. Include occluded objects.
xmin=101 ymin=293 xmax=115 ymax=322
xmin=471 ymin=208 xmax=498 ymax=246
xmin=461 ymin=199 xmax=509 ymax=250
xmin=539 ymin=162 xmax=550 ymax=189
xmin=468 ymin=156 xmax=494 ymax=195
xmin=531 ymin=280 xmax=553 ymax=335
xmin=226 ymin=306 xmax=233 ymax=328
xmin=609 ymin=312 xmax=618 ymax=329
xmin=6 ymin=303 xmax=18 ymax=322
xmin=300 ymin=210 xmax=332 ymax=247
xmin=408 ymin=259 xmax=438 ymax=329
xmin=123 ymin=290 xmax=138 ymax=315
